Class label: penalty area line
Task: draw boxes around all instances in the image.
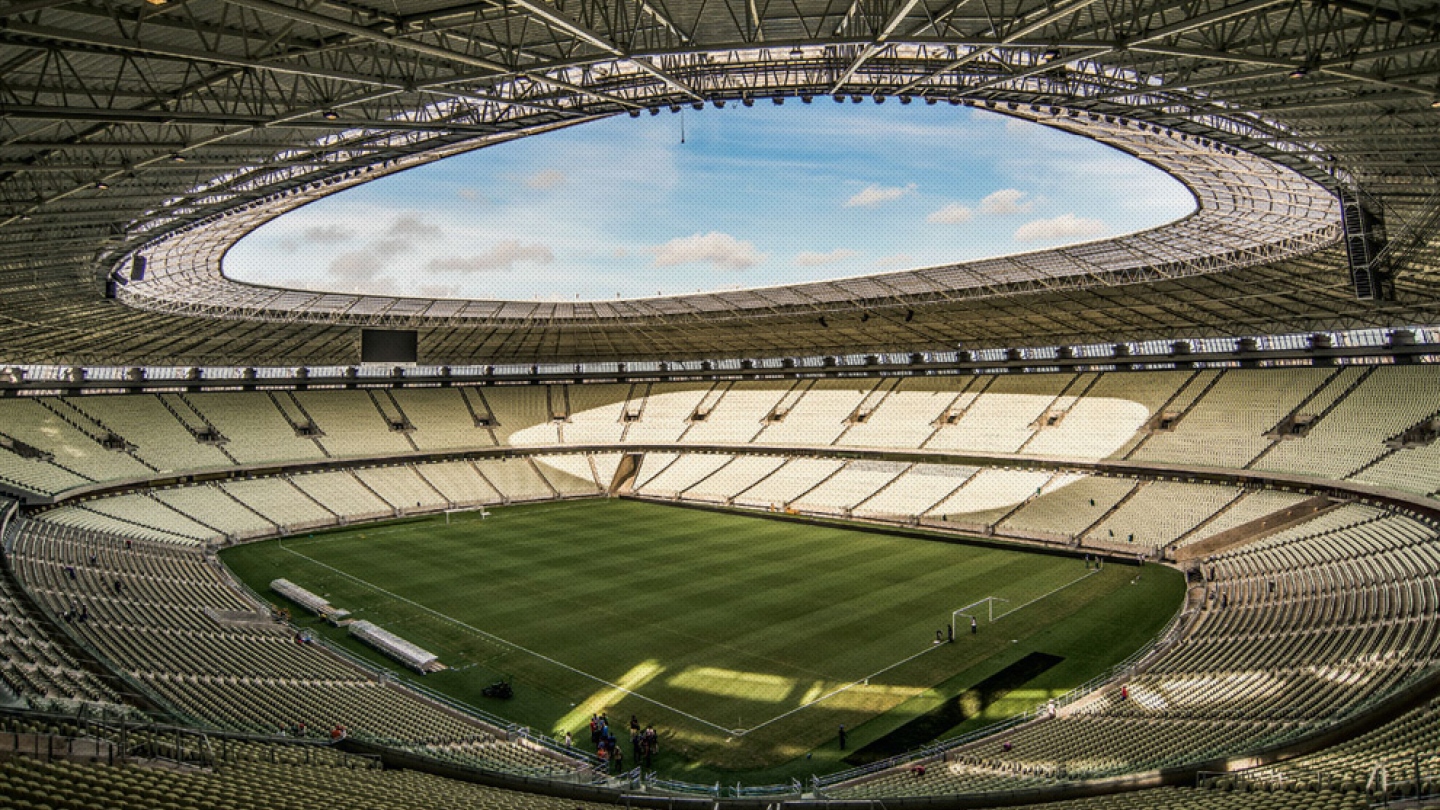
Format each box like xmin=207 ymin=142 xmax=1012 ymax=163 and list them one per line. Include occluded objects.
xmin=991 ymin=567 xmax=1102 ymax=622
xmin=274 ymin=540 xmax=737 ymax=736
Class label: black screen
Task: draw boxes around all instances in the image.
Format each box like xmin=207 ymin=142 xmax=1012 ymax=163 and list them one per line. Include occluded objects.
xmin=360 ymin=329 xmax=418 ymax=364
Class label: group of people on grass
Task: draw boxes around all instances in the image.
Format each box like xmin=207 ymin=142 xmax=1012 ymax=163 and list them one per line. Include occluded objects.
xmin=583 ymin=713 xmax=660 ymax=773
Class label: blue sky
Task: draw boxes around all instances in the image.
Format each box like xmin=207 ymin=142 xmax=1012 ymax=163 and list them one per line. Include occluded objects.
xmin=226 ymin=104 xmax=1196 ymax=301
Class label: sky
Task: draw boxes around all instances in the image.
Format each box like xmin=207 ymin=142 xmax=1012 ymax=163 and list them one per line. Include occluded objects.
xmin=225 ymin=103 xmax=1197 ymax=301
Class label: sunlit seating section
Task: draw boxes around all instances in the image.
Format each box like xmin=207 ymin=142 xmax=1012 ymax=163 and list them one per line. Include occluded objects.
xmin=753 ymin=380 xmax=872 ymax=446
xmin=680 ymin=381 xmax=788 ymax=444
xmin=220 ymin=477 xmax=337 ymax=530
xmin=589 ymin=452 xmax=623 ymax=492
xmin=0 ymin=750 xmax=609 ymax=810
xmin=1351 ymin=440 xmax=1440 ymax=496
xmin=72 ymin=394 xmax=233 ymax=473
xmin=86 ymin=492 xmax=221 ymax=541
xmin=411 ymin=460 xmax=501 ymax=506
xmin=0 ymin=566 xmax=124 ymax=708
xmin=1082 ymin=482 xmax=1240 ymax=549
xmin=834 ymin=758 xmax=1063 ymax=798
xmin=925 ymin=469 xmax=1068 ymax=526
xmin=151 ymin=485 xmax=274 ymax=539
xmin=999 ymin=476 xmax=1139 ymax=539
xmin=927 ymin=373 xmax=1076 ymax=454
xmin=631 ymin=451 xmax=679 ymax=491
xmin=791 ymin=460 xmax=909 ymax=513
xmin=622 ymin=383 xmax=713 ymax=445
xmin=1169 ymin=489 xmax=1312 ymax=549
xmin=184 ymin=392 xmax=327 ymax=465
xmin=732 ymin=457 xmax=846 ymax=508
xmin=680 ymin=454 xmax=788 ymax=503
xmin=633 ymin=452 xmax=733 ymax=498
xmin=289 ymin=471 xmax=393 ymax=521
xmin=852 ymin=463 xmax=979 ymax=520
xmin=530 ymin=453 xmax=603 ymax=495
xmin=292 ymin=391 xmax=414 ymax=458
xmin=471 ymin=457 xmax=555 ymax=502
xmin=1074 ymin=371 xmax=1196 ymax=458
xmin=1254 ymin=365 xmax=1440 ymax=479
xmin=1021 ymin=378 xmax=1158 ymax=459
xmin=838 ymin=376 xmax=972 ymax=449
xmin=390 ymin=388 xmax=495 ymax=450
xmin=353 ymin=466 xmax=448 ymax=512
xmin=562 ymin=383 xmax=630 ymax=444
xmin=1134 ymin=369 xmax=1334 ymax=469
xmin=0 ymin=399 xmax=152 ymax=484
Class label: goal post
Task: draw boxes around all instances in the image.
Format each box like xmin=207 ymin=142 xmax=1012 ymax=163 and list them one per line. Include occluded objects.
xmin=444 ymin=506 xmax=491 ymax=525
xmin=951 ymin=596 xmax=1009 ymax=637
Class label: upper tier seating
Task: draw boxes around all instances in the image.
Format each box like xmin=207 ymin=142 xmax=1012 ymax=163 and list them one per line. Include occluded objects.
xmin=1 ymin=366 xmax=1437 ymax=503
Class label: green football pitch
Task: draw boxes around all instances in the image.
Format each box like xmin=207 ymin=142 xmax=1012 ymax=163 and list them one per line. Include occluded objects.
xmin=221 ymin=498 xmax=1185 ymax=781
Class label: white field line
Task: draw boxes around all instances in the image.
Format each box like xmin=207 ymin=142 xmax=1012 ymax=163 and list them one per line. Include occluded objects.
xmin=738 ymin=567 xmax=1103 ymax=735
xmin=991 ymin=568 xmax=1101 ymax=622
xmin=277 ymin=534 xmax=1103 ymax=739
xmin=276 ymin=539 xmax=736 ymax=735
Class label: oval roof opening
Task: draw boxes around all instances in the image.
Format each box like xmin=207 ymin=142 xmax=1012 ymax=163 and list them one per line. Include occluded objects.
xmin=225 ymin=104 xmax=1195 ymax=302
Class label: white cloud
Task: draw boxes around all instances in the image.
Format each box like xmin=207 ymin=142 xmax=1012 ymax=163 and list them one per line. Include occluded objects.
xmin=303 ymin=224 xmax=353 ymax=243
xmin=795 ymin=248 xmax=858 ymax=267
xmin=651 ymin=232 xmax=765 ymax=271
xmin=426 ymin=241 xmax=555 ymax=272
xmin=385 ymin=214 xmax=442 ymax=238
xmin=328 ymin=251 xmax=383 ymax=281
xmin=926 ymin=203 xmax=974 ymax=224
xmin=1014 ymin=213 xmax=1107 ymax=243
xmin=456 ymin=187 xmax=483 ymax=202
xmin=979 ymin=189 xmax=1033 ymax=215
xmin=845 ymin=183 xmax=915 ymax=208
xmin=524 ymin=169 xmax=567 ymax=189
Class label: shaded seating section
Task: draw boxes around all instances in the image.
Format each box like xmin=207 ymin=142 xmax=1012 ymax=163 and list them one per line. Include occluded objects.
xmin=827 ymin=504 xmax=1440 ymax=796
xmin=7 ymin=521 xmax=584 ymax=775
xmin=390 ymin=388 xmax=497 ymax=450
xmin=1253 ymin=366 xmax=1440 ymax=480
xmin=0 ymin=562 xmax=125 ymax=710
xmin=0 ymin=740 xmax=611 ymax=810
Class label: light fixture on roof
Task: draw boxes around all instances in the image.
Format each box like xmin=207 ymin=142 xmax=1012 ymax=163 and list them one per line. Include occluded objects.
xmin=1431 ymin=98 xmax=1440 ymax=108
xmin=850 ymin=95 xmax=863 ymax=103
xmin=772 ymin=96 xmax=784 ymax=105
xmin=649 ymin=106 xmax=660 ymax=115
xmin=873 ymin=94 xmax=885 ymax=103
xmin=801 ymin=95 xmax=813 ymax=103
xmin=95 ymin=181 xmax=109 ymax=190
xmin=713 ymin=99 xmax=726 ymax=108
xmin=1288 ymin=65 xmax=1309 ymax=79
xmin=742 ymin=96 xmax=754 ymax=107
xmin=925 ymin=97 xmax=938 ymax=105
xmin=628 ymin=109 xmax=641 ymax=118
xmin=171 ymin=154 xmax=187 ymax=163
xmin=1040 ymin=48 xmax=1061 ymax=63
xmin=899 ymin=95 xmax=912 ymax=104
xmin=690 ymin=101 xmax=704 ymax=110
xmin=790 ymin=45 xmax=803 ymax=58
xmin=833 ymin=94 xmax=846 ymax=103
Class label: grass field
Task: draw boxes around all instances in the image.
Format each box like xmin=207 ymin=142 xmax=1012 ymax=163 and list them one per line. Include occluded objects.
xmin=220 ymin=498 xmax=1185 ymax=782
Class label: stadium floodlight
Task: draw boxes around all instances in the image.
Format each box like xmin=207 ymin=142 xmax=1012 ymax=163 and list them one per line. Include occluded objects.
xmin=321 ymin=110 xmax=340 ymax=120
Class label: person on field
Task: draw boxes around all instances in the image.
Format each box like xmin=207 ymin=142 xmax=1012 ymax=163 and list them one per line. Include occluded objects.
xmin=971 ymin=616 xmax=978 ymax=635
xmin=838 ymin=724 xmax=847 ymax=749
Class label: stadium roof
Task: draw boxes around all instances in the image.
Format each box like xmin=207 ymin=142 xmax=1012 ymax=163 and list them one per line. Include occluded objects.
xmin=0 ymin=0 xmax=1437 ymax=366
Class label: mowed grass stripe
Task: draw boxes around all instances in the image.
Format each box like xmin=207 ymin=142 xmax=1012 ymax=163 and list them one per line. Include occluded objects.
xmin=223 ymin=498 xmax=1184 ymax=776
